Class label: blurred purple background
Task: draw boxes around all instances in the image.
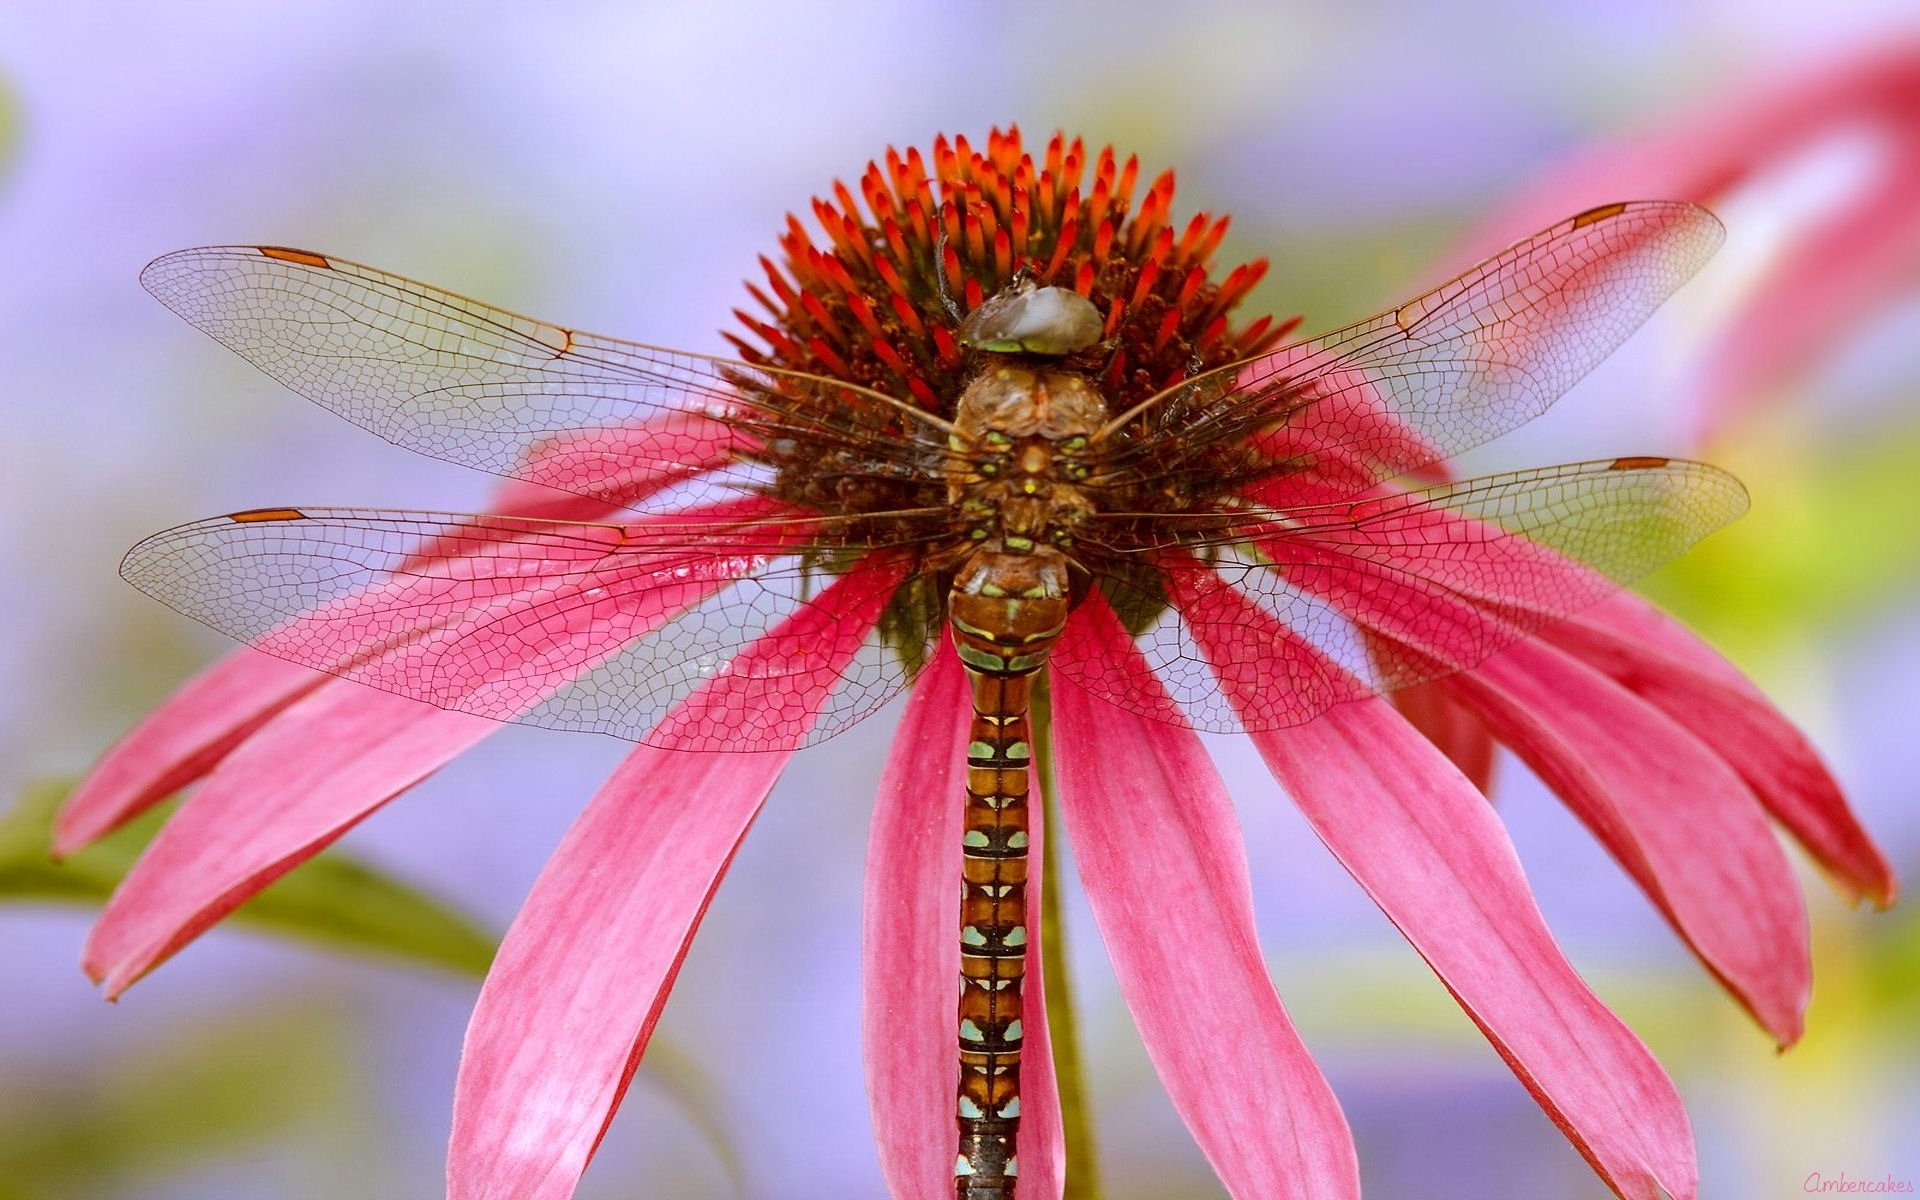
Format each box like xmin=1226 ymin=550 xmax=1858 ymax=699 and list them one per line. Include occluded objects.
xmin=2 ymin=3 xmax=1916 ymax=1198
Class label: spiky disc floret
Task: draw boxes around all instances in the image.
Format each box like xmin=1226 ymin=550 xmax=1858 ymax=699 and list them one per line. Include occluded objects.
xmin=727 ymin=127 xmax=1297 ymax=419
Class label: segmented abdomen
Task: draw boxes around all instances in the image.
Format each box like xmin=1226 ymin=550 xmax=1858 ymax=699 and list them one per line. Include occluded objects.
xmin=948 ymin=577 xmax=1067 ymax=1200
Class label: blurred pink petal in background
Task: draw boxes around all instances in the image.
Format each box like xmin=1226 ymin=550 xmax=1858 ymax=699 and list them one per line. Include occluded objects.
xmin=1463 ymin=41 xmax=1920 ymax=440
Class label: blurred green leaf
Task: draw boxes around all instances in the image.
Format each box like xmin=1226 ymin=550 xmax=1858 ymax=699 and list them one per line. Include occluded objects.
xmin=1642 ymin=412 xmax=1920 ymax=662
xmin=1236 ymin=211 xmax=1466 ymax=334
xmin=636 ymin=1038 xmax=749 ymax=1199
xmin=1865 ymin=899 xmax=1920 ymax=1021
xmin=1 ymin=779 xmax=496 ymax=978
xmin=0 ymin=997 xmax=363 ymax=1200
xmin=0 ymin=71 xmax=17 ymax=185
xmin=4 ymin=780 xmax=749 ymax=1193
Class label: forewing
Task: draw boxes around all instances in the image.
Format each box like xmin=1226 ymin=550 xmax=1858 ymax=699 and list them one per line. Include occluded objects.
xmin=120 ymin=505 xmax=937 ymax=750
xmin=1055 ymin=458 xmax=1747 ymax=731
xmin=140 ymin=246 xmax=939 ymax=509
xmin=1118 ymin=202 xmax=1724 ymax=502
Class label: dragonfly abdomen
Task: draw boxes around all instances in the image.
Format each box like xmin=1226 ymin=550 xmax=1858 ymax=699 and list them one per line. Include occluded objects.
xmin=948 ymin=549 xmax=1069 ymax=1199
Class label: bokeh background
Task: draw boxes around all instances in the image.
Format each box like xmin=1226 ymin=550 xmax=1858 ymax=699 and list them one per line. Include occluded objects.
xmin=2 ymin=2 xmax=1916 ymax=1198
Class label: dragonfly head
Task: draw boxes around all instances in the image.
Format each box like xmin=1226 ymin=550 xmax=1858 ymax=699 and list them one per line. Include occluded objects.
xmin=958 ymin=282 xmax=1103 ymax=356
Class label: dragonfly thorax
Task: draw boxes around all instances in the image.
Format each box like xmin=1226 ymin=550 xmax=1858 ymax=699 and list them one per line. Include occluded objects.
xmin=948 ymin=365 xmax=1107 ymax=555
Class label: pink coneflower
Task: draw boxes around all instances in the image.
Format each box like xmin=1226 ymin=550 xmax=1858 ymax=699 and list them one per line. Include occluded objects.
xmin=67 ymin=128 xmax=1891 ymax=1200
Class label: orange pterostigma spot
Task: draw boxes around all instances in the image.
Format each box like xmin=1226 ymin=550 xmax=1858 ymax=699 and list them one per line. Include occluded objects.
xmin=227 ymin=507 xmax=308 ymax=523
xmin=258 ymin=247 xmax=331 ymax=269
xmin=1572 ymin=202 xmax=1631 ymax=229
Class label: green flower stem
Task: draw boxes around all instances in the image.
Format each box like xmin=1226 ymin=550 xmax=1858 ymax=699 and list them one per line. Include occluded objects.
xmin=1030 ymin=675 xmax=1101 ymax=1200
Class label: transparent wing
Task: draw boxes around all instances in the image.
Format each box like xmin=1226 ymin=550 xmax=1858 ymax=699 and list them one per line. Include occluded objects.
xmin=141 ymin=246 xmax=947 ymax=510
xmin=120 ymin=504 xmax=941 ymax=750
xmin=1055 ymin=457 xmax=1747 ymax=731
xmin=1104 ymin=202 xmax=1725 ymax=502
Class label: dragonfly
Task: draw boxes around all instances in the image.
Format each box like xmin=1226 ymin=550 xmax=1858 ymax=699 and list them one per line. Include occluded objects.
xmin=126 ymin=199 xmax=1738 ymax=1198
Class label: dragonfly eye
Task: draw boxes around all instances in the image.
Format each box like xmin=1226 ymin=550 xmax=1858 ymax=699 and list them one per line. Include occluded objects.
xmin=958 ymin=285 xmax=1103 ymax=356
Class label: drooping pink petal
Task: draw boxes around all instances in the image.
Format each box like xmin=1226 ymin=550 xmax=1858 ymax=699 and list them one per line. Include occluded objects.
xmin=434 ymin=479 xmax=623 ymax=536
xmin=86 ymin=506 xmax=884 ymax=1002
xmin=1390 ymin=679 xmax=1497 ymax=795
xmin=1249 ymin=698 xmax=1697 ymax=1200
xmin=1050 ymin=596 xmax=1360 ymax=1200
xmin=56 ymin=650 xmax=327 ymax=855
xmin=645 ymin=551 xmax=914 ymax=752
xmin=448 ymin=559 xmax=907 ymax=1200
xmin=863 ymin=642 xmax=1064 ymax=1200
xmin=1247 ymin=461 xmax=1723 ymax=680
xmin=1089 ymin=455 xmax=1737 ymax=735
xmin=1242 ymin=364 xmax=1434 ymax=509
xmin=1108 ymin=520 xmax=1570 ymax=734
xmin=231 ymin=499 xmax=802 ymax=720
xmin=58 ymin=482 xmax=664 ymax=857
xmin=1546 ymin=593 xmax=1896 ymax=907
xmin=448 ymin=746 xmax=786 ymax=1200
xmin=1561 ymin=592 xmax=1755 ymax=689
xmin=1445 ymin=638 xmax=1811 ymax=1046
xmin=1177 ymin=583 xmax=1696 ymax=1200
xmin=861 ymin=644 xmax=967 ymax=1196
xmin=482 ymin=479 xmax=623 ymax=523
xmin=512 ymin=415 xmax=743 ymax=510
xmin=1010 ymin=753 xmax=1064 ymax=1200
xmin=82 ymin=686 xmax=497 ymax=997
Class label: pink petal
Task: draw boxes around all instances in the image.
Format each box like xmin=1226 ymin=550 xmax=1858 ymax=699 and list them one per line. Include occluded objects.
xmin=1445 ymin=638 xmax=1810 ymax=1045
xmin=1242 ymin=365 xmax=1435 ymax=509
xmin=455 ymin=481 xmax=623 ymax=527
xmin=1010 ymin=760 xmax=1064 ymax=1200
xmin=646 ymin=552 xmax=913 ymax=751
xmin=1249 ymin=698 xmax=1696 ymax=1200
xmin=863 ymin=643 xmax=1064 ymax=1200
xmin=513 ymin=415 xmax=743 ymax=509
xmin=83 ymin=686 xmax=497 ymax=997
xmin=481 ymin=480 xmax=620 ymax=522
xmin=1117 ymin=477 xmax=1653 ymax=731
xmin=57 ymin=483 xmax=692 ymax=858
xmin=863 ymin=645 xmax=969 ymax=1198
xmin=1050 ymin=597 xmax=1359 ymax=1200
xmin=448 ymin=746 xmax=787 ymax=1200
xmin=1390 ymin=680 xmax=1497 ymax=795
xmin=83 ymin=520 xmax=742 ymax=992
xmin=1561 ymin=593 xmax=1753 ymax=687
xmin=86 ymin=513 xmax=890 ymax=1000
xmin=1547 ymin=594 xmax=1896 ymax=907
xmin=1177 ymin=582 xmax=1695 ymax=1199
xmin=57 ymin=650 xmax=328 ymax=855
xmin=448 ymin=560 xmax=904 ymax=1200
xmin=242 ymin=499 xmax=800 ymax=722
